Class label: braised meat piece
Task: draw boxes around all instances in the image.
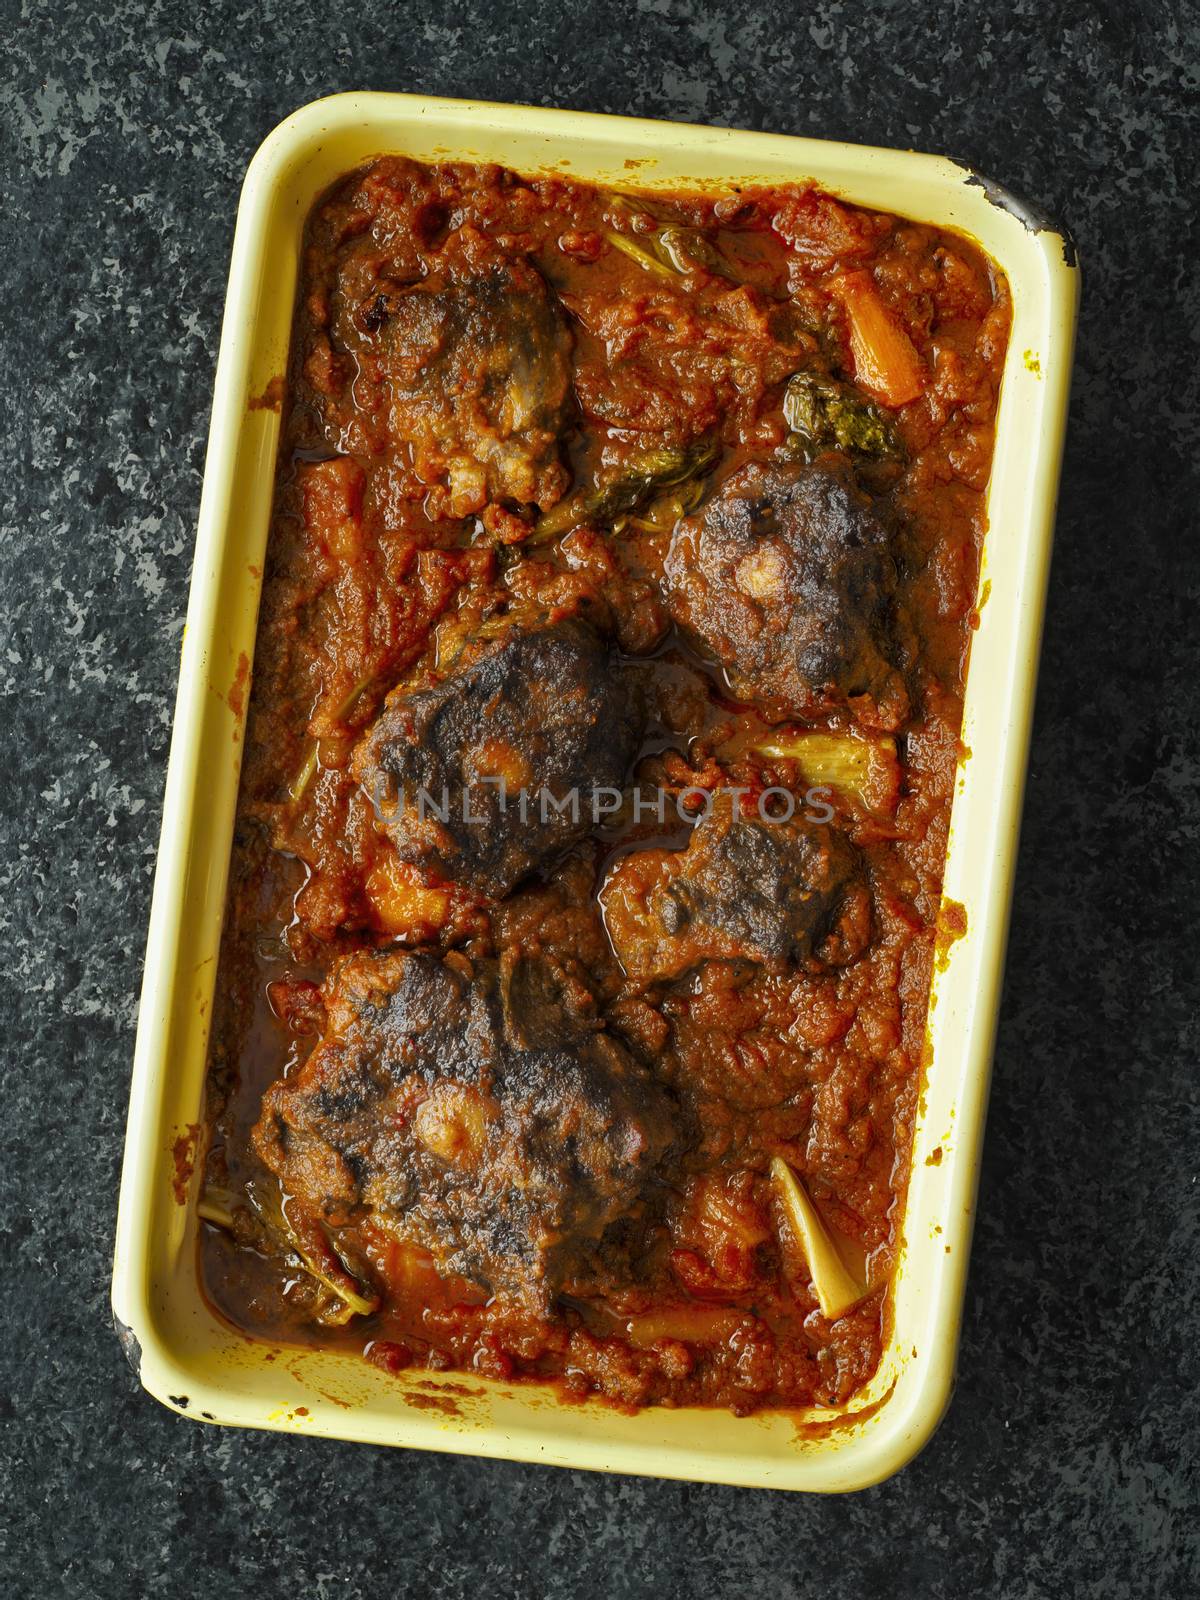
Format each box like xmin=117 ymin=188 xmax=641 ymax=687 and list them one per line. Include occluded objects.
xmin=353 ymin=620 xmax=642 ymax=898
xmin=252 ymin=949 xmax=677 ymax=1311
xmin=664 ymin=460 xmax=909 ymax=729
xmin=372 ymin=226 xmax=573 ymax=515
xmin=600 ymin=793 xmax=870 ymax=985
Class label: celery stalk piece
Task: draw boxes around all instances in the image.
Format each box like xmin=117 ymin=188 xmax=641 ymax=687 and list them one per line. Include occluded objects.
xmin=286 ymin=742 xmax=320 ymax=806
xmin=281 ymin=1207 xmax=380 ymax=1325
xmin=603 ymin=229 xmax=679 ymax=280
xmin=770 ymin=1156 xmax=866 ymax=1321
xmin=754 ymin=730 xmax=898 ymax=813
xmin=602 ymin=194 xmax=739 ymax=283
xmin=293 ymin=1252 xmax=379 ymax=1325
xmin=202 ymin=1182 xmax=376 ymax=1324
xmin=196 ymin=1191 xmax=236 ymax=1230
xmin=287 ymin=674 xmax=378 ymax=806
xmin=657 ymin=225 xmax=738 ymax=281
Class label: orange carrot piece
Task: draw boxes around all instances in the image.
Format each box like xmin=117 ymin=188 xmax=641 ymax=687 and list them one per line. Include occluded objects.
xmin=831 ymin=270 xmax=925 ymax=408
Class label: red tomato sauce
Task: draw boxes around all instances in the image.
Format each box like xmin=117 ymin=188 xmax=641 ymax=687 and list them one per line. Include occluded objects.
xmin=200 ymin=157 xmax=1008 ymax=1413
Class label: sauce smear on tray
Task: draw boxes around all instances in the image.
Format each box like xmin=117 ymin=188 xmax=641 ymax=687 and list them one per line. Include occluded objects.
xmin=200 ymin=157 xmax=1009 ymax=1413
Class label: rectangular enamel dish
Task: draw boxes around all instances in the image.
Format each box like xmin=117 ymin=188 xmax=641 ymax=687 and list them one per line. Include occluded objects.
xmin=112 ymin=92 xmax=1078 ymax=1492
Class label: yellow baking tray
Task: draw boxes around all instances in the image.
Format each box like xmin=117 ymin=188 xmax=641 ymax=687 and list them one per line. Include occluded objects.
xmin=112 ymin=92 xmax=1078 ymax=1492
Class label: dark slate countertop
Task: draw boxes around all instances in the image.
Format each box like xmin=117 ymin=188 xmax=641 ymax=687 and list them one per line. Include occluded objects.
xmin=2 ymin=3 xmax=1197 ymax=1595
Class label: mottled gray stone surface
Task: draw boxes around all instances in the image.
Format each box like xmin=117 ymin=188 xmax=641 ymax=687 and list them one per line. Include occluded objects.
xmin=1 ymin=2 xmax=1197 ymax=1595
